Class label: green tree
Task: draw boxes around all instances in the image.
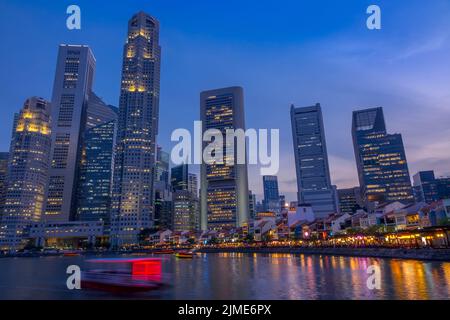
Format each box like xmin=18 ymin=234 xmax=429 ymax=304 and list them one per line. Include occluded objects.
xmin=138 ymin=227 xmax=158 ymax=245
xmin=438 ymin=217 xmax=450 ymax=226
xmin=244 ymin=233 xmax=255 ymax=244
xmin=365 ymin=225 xmax=384 ymax=235
xmin=208 ymin=237 xmax=219 ymax=245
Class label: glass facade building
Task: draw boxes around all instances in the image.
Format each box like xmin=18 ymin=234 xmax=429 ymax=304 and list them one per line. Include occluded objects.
xmin=0 ymin=97 xmax=51 ymax=249
xmin=0 ymin=152 xmax=9 ymax=221
xmin=171 ymin=164 xmax=188 ymax=192
xmin=154 ymin=146 xmax=172 ymax=229
xmin=156 ymin=145 xmax=169 ymax=186
xmin=248 ymin=191 xmax=256 ymax=220
xmin=290 ymin=103 xmax=337 ymax=218
xmin=111 ymin=12 xmax=161 ymax=245
xmin=413 ymin=171 xmax=439 ymax=204
xmin=262 ymin=175 xmax=280 ymax=212
xmin=436 ymin=177 xmax=450 ymax=200
xmin=76 ymin=118 xmax=117 ymax=223
xmin=337 ymin=187 xmax=363 ymax=215
xmin=173 ymin=190 xmax=198 ymax=232
xmin=413 ymin=170 xmax=450 ymax=203
xmin=45 ymin=45 xmax=96 ymax=222
xmin=352 ymin=107 xmax=414 ymax=205
xmin=200 ymin=87 xmax=249 ymax=230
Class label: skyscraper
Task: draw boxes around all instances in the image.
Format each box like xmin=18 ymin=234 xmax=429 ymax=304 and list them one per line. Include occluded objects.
xmin=45 ymin=45 xmax=95 ymax=222
xmin=76 ymin=96 xmax=117 ymax=223
xmin=413 ymin=170 xmax=450 ymax=203
xmin=436 ymin=177 xmax=450 ymax=200
xmin=188 ymin=173 xmax=198 ymax=197
xmin=352 ymin=107 xmax=414 ymax=205
xmin=290 ymin=103 xmax=337 ymax=218
xmin=279 ymin=195 xmax=286 ymax=209
xmin=262 ymin=175 xmax=280 ymax=212
xmin=154 ymin=186 xmax=173 ymax=230
xmin=173 ymin=190 xmax=198 ymax=232
xmin=156 ymin=145 xmax=170 ymax=186
xmin=169 ymin=165 xmax=199 ymax=231
xmin=337 ymin=187 xmax=363 ymax=215
xmin=0 ymin=152 xmax=9 ymax=221
xmin=248 ymin=191 xmax=256 ymax=220
xmin=200 ymin=86 xmax=249 ymax=230
xmin=111 ymin=12 xmax=161 ymax=245
xmin=154 ymin=146 xmax=172 ymax=229
xmin=0 ymin=97 xmax=51 ymax=249
xmin=171 ymin=164 xmax=188 ymax=192
xmin=413 ymin=171 xmax=439 ymax=204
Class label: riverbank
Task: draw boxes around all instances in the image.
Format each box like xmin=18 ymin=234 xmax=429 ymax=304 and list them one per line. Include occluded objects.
xmin=2 ymin=247 xmax=450 ymax=261
xmin=198 ymin=247 xmax=450 ymax=261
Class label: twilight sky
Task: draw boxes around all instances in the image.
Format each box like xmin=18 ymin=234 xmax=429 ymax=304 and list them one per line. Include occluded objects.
xmin=1 ymin=0 xmax=450 ymax=202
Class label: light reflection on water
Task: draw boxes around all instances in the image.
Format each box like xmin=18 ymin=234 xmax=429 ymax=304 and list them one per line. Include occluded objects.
xmin=0 ymin=253 xmax=448 ymax=300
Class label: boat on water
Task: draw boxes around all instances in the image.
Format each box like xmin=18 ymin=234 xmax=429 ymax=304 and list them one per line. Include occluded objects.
xmin=81 ymin=258 xmax=164 ymax=292
xmin=62 ymin=251 xmax=81 ymax=257
xmin=153 ymin=249 xmax=175 ymax=254
xmin=175 ymin=251 xmax=195 ymax=259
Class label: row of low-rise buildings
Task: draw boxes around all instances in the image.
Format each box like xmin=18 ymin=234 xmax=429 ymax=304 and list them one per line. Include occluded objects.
xmin=145 ymin=199 xmax=448 ymax=247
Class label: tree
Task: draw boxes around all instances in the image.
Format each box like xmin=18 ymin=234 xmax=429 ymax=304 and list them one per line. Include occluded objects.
xmin=365 ymin=225 xmax=384 ymax=235
xmin=208 ymin=237 xmax=219 ymax=245
xmin=438 ymin=217 xmax=450 ymax=226
xmin=345 ymin=227 xmax=362 ymax=235
xmin=244 ymin=233 xmax=255 ymax=244
xmin=138 ymin=227 xmax=159 ymax=245
xmin=262 ymin=233 xmax=272 ymax=243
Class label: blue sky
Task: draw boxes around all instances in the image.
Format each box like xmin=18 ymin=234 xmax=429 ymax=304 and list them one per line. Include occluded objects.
xmin=1 ymin=0 xmax=450 ymax=202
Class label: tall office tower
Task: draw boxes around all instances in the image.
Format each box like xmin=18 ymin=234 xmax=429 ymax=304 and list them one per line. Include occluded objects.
xmin=154 ymin=146 xmax=172 ymax=229
xmin=200 ymin=87 xmax=249 ymax=231
xmin=171 ymin=164 xmax=188 ymax=192
xmin=248 ymin=191 xmax=256 ymax=220
xmin=279 ymin=195 xmax=286 ymax=210
xmin=45 ymin=45 xmax=95 ymax=222
xmin=413 ymin=171 xmax=439 ymax=204
xmin=84 ymin=93 xmax=118 ymax=130
xmin=337 ymin=187 xmax=363 ymax=215
xmin=76 ymin=96 xmax=118 ymax=223
xmin=352 ymin=107 xmax=414 ymax=205
xmin=0 ymin=98 xmax=51 ymax=249
xmin=188 ymin=173 xmax=198 ymax=197
xmin=0 ymin=152 xmax=9 ymax=220
xmin=173 ymin=190 xmax=199 ymax=232
xmin=436 ymin=177 xmax=450 ymax=200
xmin=262 ymin=175 xmax=280 ymax=212
xmin=111 ymin=12 xmax=161 ymax=245
xmin=290 ymin=104 xmax=337 ymax=218
xmin=154 ymin=185 xmax=172 ymax=229
xmin=156 ymin=146 xmax=170 ymax=185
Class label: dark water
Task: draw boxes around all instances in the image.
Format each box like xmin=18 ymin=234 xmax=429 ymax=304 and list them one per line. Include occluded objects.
xmin=0 ymin=253 xmax=449 ymax=300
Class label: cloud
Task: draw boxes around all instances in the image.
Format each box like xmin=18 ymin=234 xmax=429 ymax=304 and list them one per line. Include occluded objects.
xmin=392 ymin=34 xmax=448 ymax=61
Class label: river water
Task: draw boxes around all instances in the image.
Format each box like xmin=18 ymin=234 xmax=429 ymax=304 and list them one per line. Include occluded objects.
xmin=0 ymin=253 xmax=448 ymax=299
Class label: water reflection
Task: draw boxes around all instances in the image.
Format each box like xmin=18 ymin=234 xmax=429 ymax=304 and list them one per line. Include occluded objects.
xmin=0 ymin=253 xmax=448 ymax=299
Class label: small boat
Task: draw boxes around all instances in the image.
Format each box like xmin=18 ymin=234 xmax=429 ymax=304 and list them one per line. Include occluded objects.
xmin=153 ymin=249 xmax=174 ymax=255
xmin=63 ymin=251 xmax=81 ymax=257
xmin=81 ymin=258 xmax=164 ymax=293
xmin=175 ymin=251 xmax=195 ymax=259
